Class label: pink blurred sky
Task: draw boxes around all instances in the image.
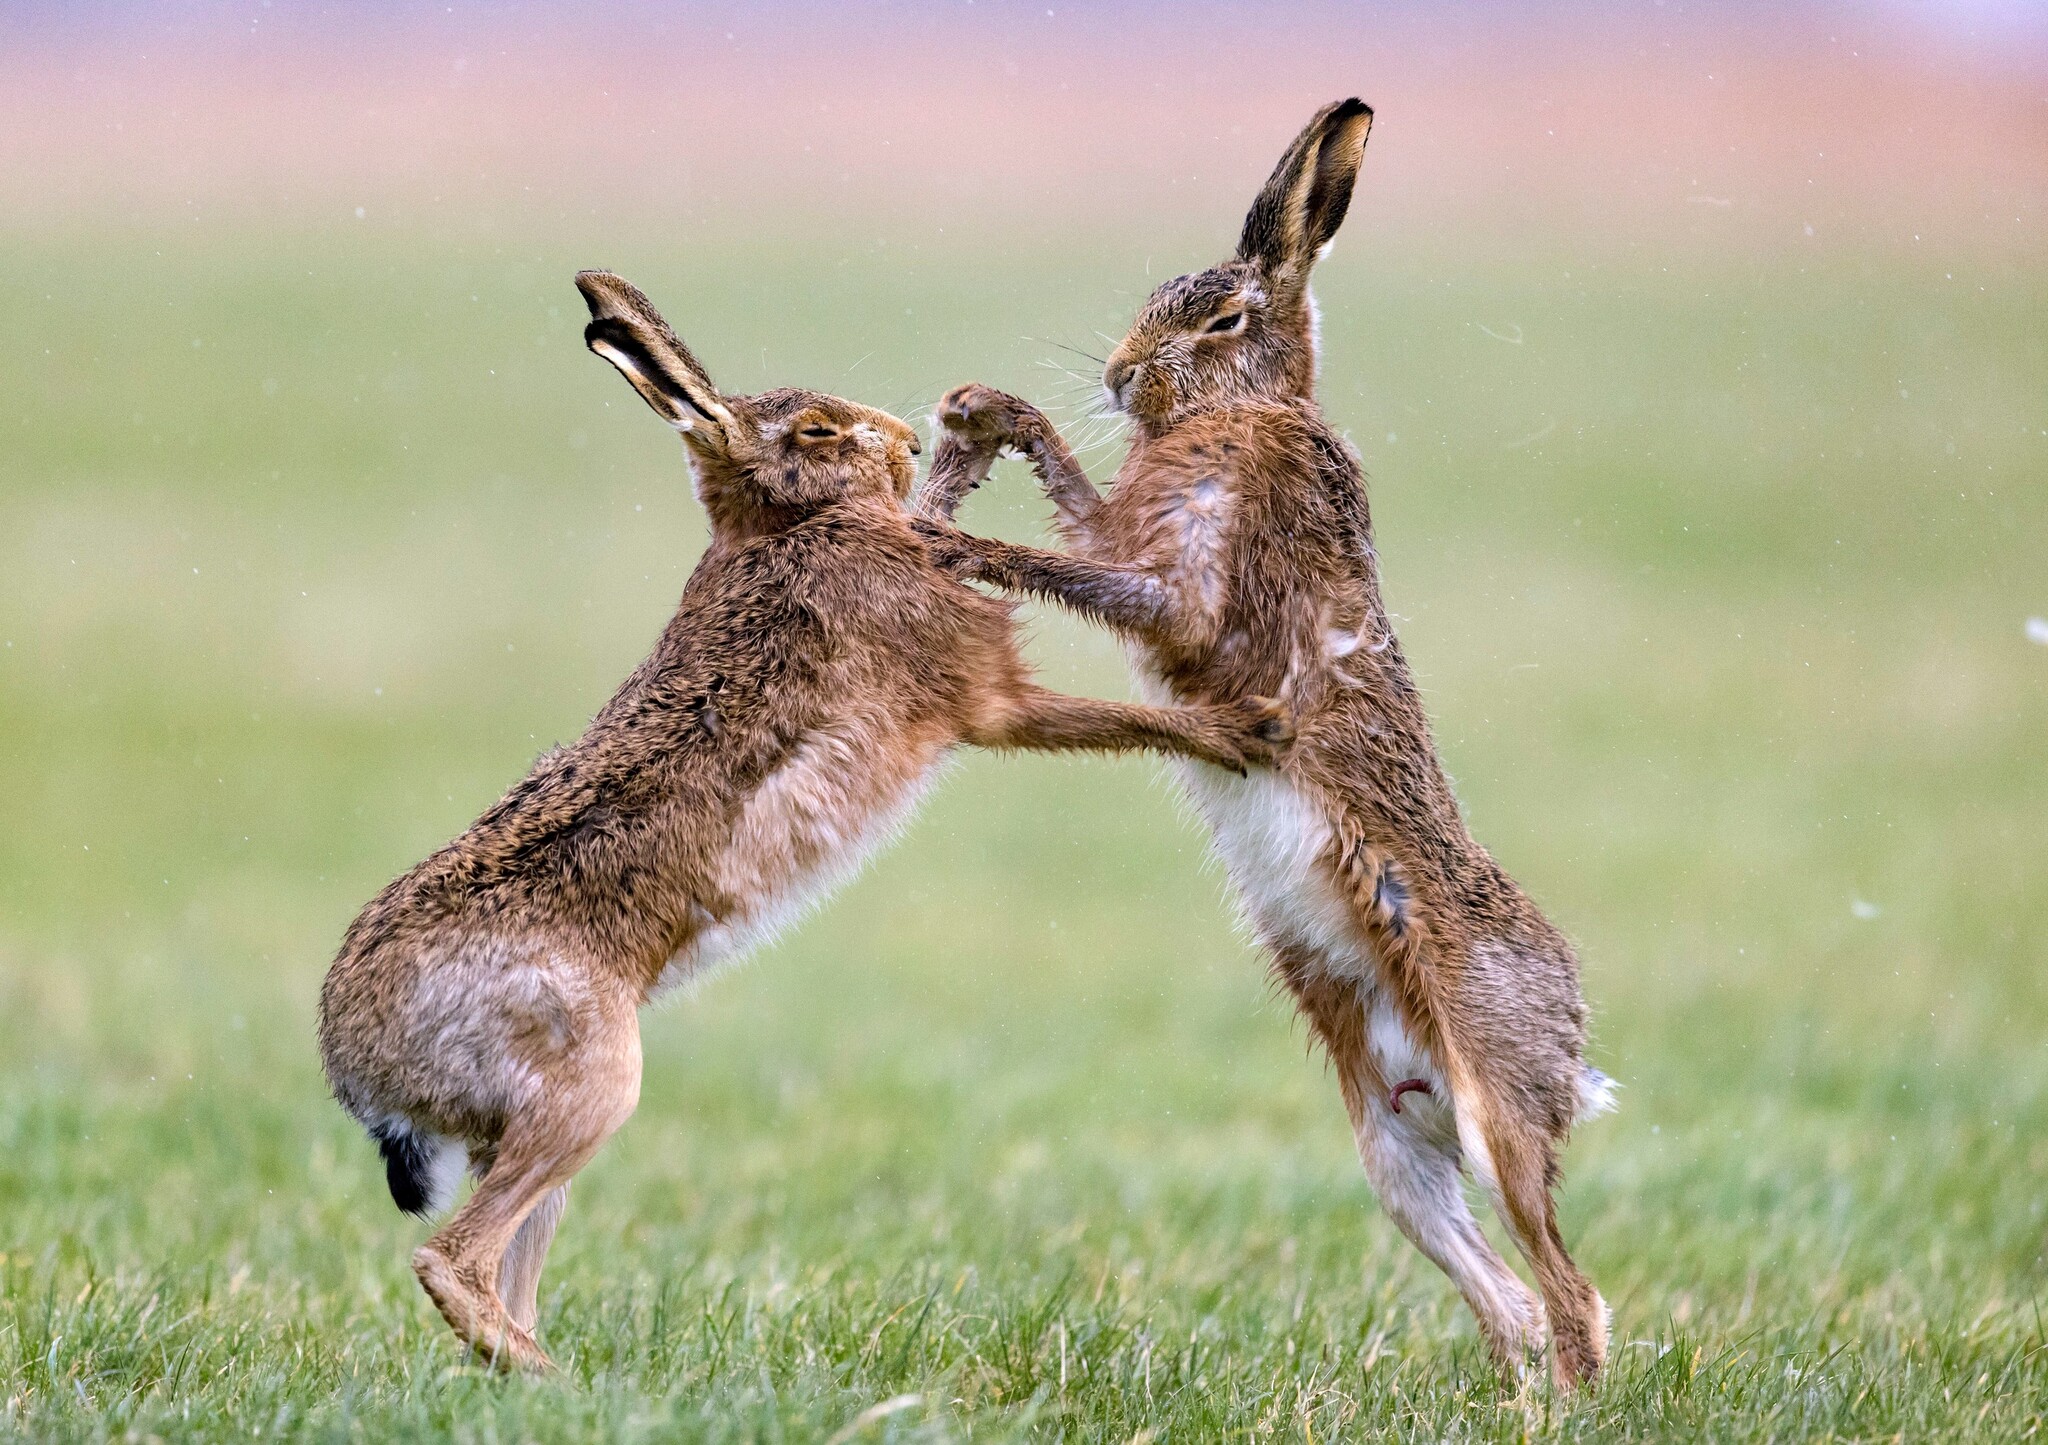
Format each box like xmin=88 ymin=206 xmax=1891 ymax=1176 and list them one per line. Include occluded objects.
xmin=2 ymin=2 xmax=2042 ymax=256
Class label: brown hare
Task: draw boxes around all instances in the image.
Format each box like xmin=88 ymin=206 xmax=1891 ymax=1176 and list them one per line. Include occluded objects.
xmin=915 ymin=100 xmax=1615 ymax=1388
xmin=317 ymin=270 xmax=1291 ymax=1373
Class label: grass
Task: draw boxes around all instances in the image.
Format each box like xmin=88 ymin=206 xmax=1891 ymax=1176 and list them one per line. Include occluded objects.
xmin=1 ymin=219 xmax=2045 ymax=1441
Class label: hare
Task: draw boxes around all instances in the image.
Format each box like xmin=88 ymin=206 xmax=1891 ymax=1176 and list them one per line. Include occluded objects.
xmin=317 ymin=270 xmax=1291 ymax=1373
xmin=914 ymin=100 xmax=1615 ymax=1387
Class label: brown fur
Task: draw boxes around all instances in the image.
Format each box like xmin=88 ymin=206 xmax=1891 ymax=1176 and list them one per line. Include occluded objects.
xmin=317 ymin=270 xmax=1291 ymax=1373
xmin=917 ymin=101 xmax=1613 ymax=1387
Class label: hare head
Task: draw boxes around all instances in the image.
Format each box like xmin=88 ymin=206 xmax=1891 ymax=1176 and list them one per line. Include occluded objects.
xmin=576 ymin=270 xmax=922 ymax=534
xmin=1103 ymin=99 xmax=1372 ymax=430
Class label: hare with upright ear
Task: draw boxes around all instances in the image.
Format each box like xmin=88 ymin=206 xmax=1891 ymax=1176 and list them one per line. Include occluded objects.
xmin=916 ymin=101 xmax=1615 ymax=1389
xmin=317 ymin=270 xmax=1291 ymax=1373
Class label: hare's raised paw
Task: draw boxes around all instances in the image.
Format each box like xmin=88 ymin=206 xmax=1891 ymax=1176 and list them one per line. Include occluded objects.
xmin=937 ymin=383 xmax=1047 ymax=450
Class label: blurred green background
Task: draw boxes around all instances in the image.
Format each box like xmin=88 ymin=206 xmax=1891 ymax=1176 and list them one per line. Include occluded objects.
xmin=1 ymin=3 xmax=2045 ymax=1439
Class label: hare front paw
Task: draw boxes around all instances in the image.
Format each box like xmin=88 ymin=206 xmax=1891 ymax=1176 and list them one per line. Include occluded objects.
xmin=1232 ymin=695 xmax=1296 ymax=766
xmin=937 ymin=383 xmax=1048 ymax=452
xmin=1197 ymin=695 xmax=1294 ymax=773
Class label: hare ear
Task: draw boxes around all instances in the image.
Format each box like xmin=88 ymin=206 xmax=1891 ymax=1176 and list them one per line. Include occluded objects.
xmin=575 ymin=270 xmax=737 ymax=446
xmin=1236 ymin=99 xmax=1373 ymax=282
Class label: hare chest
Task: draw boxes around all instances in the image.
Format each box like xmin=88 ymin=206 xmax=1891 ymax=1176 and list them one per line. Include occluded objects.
xmin=1106 ymin=468 xmax=1235 ymax=623
xmin=1111 ymin=465 xmax=1365 ymax=977
xmin=654 ymin=723 xmax=944 ymax=996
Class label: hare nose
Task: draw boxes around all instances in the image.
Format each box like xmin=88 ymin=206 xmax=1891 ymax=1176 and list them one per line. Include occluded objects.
xmin=906 ymin=434 xmax=922 ymax=456
xmin=1105 ymin=359 xmax=1135 ymax=395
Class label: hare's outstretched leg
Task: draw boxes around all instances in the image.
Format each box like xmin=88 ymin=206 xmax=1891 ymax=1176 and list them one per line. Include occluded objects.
xmin=497 ymin=1182 xmax=570 ymax=1334
xmin=917 ymin=526 xmax=1179 ymax=642
xmin=969 ymin=684 xmax=1287 ymax=774
xmin=1460 ymin=1090 xmax=1606 ymax=1388
xmin=1280 ymin=955 xmax=1544 ymax=1372
xmin=414 ymin=1000 xmax=641 ymax=1373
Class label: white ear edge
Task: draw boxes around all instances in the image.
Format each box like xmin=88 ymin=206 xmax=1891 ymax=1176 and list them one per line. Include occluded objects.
xmin=590 ymin=338 xmax=694 ymax=433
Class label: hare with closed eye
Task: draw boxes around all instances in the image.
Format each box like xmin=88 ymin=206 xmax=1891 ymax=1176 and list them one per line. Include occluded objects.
xmin=916 ymin=101 xmax=1615 ymax=1388
xmin=317 ymin=270 xmax=1290 ymax=1373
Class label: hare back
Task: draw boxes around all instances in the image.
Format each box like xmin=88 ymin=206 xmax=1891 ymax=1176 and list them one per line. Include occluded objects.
xmin=364 ymin=511 xmax=997 ymax=942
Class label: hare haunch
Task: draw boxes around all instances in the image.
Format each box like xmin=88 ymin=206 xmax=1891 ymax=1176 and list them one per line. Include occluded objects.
xmin=916 ymin=101 xmax=1614 ymax=1387
xmin=317 ymin=271 xmax=1290 ymax=1372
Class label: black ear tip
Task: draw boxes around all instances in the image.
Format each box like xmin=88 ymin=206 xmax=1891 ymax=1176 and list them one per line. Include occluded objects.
xmin=1333 ymin=97 xmax=1372 ymax=123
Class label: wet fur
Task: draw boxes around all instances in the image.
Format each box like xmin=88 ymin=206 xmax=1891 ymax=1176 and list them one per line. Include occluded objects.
xmin=318 ymin=271 xmax=1291 ymax=1373
xmin=919 ymin=101 xmax=1615 ymax=1388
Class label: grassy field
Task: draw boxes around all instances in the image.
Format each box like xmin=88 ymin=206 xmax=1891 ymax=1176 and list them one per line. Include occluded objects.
xmin=1 ymin=224 xmax=2045 ymax=1441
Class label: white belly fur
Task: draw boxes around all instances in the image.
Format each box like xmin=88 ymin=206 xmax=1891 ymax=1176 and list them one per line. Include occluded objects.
xmin=654 ymin=729 xmax=946 ymax=996
xmin=1141 ymin=669 xmax=1445 ymax=1104
xmin=1179 ymin=761 xmax=1359 ymax=970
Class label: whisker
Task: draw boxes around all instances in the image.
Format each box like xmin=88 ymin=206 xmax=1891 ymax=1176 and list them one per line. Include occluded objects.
xmin=887 ymin=381 xmax=948 ymax=417
xmin=1024 ymin=335 xmax=1109 ymax=368
xmin=1060 ymin=409 xmax=1128 ymax=459
xmin=1034 ymin=361 xmax=1098 ymax=389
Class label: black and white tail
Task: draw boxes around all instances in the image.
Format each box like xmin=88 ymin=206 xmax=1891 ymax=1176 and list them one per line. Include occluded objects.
xmin=368 ymin=1119 xmax=467 ymax=1217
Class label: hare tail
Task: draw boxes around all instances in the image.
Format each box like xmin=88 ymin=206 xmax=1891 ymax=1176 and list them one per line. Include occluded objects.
xmin=370 ymin=1118 xmax=468 ymax=1217
xmin=1574 ymin=1067 xmax=1619 ymax=1125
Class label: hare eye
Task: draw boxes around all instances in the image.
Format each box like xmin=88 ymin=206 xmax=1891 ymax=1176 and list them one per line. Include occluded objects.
xmin=799 ymin=425 xmax=838 ymax=440
xmin=1205 ymin=311 xmax=1246 ymax=335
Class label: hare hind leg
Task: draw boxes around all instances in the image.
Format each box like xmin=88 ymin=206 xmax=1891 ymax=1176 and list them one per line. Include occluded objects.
xmin=414 ymin=1006 xmax=642 ymax=1373
xmin=1282 ymin=962 xmax=1544 ymax=1371
xmin=1364 ymin=1125 xmax=1547 ymax=1371
xmin=498 ymin=1181 xmax=570 ymax=1335
xmin=1459 ymin=1092 xmax=1606 ymax=1388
